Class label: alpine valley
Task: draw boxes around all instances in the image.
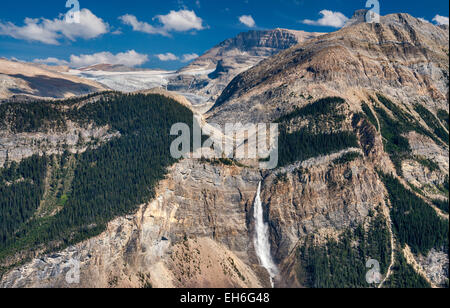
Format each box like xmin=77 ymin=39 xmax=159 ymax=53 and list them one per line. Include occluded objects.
xmin=0 ymin=9 xmax=448 ymax=289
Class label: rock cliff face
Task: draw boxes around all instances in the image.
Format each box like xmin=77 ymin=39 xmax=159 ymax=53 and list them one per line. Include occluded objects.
xmin=0 ymin=160 xmax=264 ymax=288
xmin=0 ymin=93 xmax=122 ymax=167
xmin=0 ymin=121 xmax=119 ymax=168
xmin=0 ymin=122 xmax=392 ymax=288
xmin=0 ymin=109 xmax=447 ymax=287
xmin=264 ymin=159 xmax=386 ymax=259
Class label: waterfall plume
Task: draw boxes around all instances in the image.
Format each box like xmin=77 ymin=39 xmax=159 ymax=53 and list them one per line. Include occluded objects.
xmin=253 ymin=182 xmax=278 ymax=287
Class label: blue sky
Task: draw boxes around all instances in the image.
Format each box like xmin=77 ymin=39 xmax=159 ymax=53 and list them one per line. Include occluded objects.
xmin=0 ymin=0 xmax=448 ymax=70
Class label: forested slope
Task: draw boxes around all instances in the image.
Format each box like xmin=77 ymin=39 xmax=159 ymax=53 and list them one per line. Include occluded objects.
xmin=0 ymin=93 xmax=194 ymax=274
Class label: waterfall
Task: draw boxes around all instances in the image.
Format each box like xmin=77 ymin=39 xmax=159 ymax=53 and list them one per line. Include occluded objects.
xmin=253 ymin=182 xmax=278 ymax=288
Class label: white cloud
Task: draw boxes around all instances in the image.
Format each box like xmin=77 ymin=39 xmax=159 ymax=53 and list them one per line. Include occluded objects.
xmin=155 ymin=53 xmax=199 ymax=62
xmin=120 ymin=9 xmax=205 ymax=36
xmin=239 ymin=15 xmax=256 ymax=28
xmin=70 ymin=50 xmax=149 ymax=67
xmin=33 ymin=57 xmax=69 ymax=66
xmin=181 ymin=53 xmax=199 ymax=62
xmin=119 ymin=14 xmax=169 ymax=36
xmin=302 ymin=10 xmax=348 ymax=28
xmin=35 ymin=51 xmax=198 ymax=67
xmin=0 ymin=18 xmax=60 ymax=45
xmin=34 ymin=50 xmax=148 ymax=68
xmin=433 ymin=15 xmax=449 ymax=26
xmin=156 ymin=10 xmax=205 ymax=32
xmin=0 ymin=9 xmax=109 ymax=45
xmin=156 ymin=53 xmax=179 ymax=61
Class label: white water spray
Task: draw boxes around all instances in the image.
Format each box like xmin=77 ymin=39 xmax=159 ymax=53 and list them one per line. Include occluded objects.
xmin=253 ymin=182 xmax=278 ymax=288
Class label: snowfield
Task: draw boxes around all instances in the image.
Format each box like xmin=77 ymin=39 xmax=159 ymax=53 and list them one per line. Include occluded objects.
xmin=65 ymin=69 xmax=214 ymax=107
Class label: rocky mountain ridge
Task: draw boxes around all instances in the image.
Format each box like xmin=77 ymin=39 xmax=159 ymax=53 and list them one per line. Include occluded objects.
xmin=167 ymin=28 xmax=323 ymax=103
xmin=208 ymin=12 xmax=449 ymax=124
xmin=0 ymin=59 xmax=107 ymax=100
xmin=180 ymin=28 xmax=323 ymax=72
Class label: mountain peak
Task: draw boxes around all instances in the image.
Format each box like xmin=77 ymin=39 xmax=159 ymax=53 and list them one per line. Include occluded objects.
xmin=178 ymin=28 xmax=323 ymax=73
xmin=344 ymin=9 xmax=370 ymax=27
xmin=345 ymin=10 xmax=433 ymax=28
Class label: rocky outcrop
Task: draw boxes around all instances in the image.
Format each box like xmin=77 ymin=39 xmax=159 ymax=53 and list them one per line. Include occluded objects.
xmin=401 ymin=131 xmax=449 ymax=199
xmin=417 ymin=249 xmax=449 ymax=287
xmin=0 ymin=121 xmax=119 ymax=167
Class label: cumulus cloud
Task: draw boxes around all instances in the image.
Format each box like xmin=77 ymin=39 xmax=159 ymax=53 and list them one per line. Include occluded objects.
xmin=157 ymin=10 xmax=205 ymax=32
xmin=302 ymin=10 xmax=348 ymax=28
xmin=34 ymin=50 xmax=149 ymax=68
xmin=120 ymin=9 xmax=205 ymax=36
xmin=70 ymin=50 xmax=149 ymax=67
xmin=181 ymin=53 xmax=199 ymax=62
xmin=35 ymin=51 xmax=198 ymax=67
xmin=119 ymin=14 xmax=168 ymax=36
xmin=33 ymin=57 xmax=69 ymax=66
xmin=239 ymin=15 xmax=256 ymax=28
xmin=433 ymin=15 xmax=449 ymax=26
xmin=155 ymin=53 xmax=199 ymax=62
xmin=0 ymin=9 xmax=109 ymax=45
xmin=156 ymin=53 xmax=179 ymax=61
